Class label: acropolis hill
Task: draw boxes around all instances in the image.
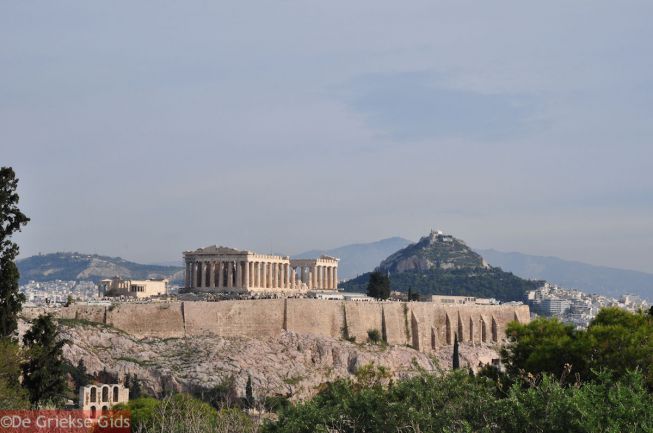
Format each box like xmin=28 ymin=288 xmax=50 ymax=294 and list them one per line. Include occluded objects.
xmin=23 ymin=238 xmax=531 ymax=354
xmin=23 ymin=299 xmax=530 ymax=352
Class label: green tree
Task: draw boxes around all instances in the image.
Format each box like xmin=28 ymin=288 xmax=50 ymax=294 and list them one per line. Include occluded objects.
xmin=501 ymin=316 xmax=591 ymax=381
xmin=452 ymin=333 xmax=460 ymax=370
xmin=121 ymin=394 xmax=256 ymax=433
xmin=585 ymin=307 xmax=653 ymax=387
xmin=21 ymin=315 xmax=69 ymax=406
xmin=245 ymin=374 xmax=254 ymax=408
xmin=0 ymin=167 xmax=30 ymax=339
xmin=366 ymin=271 xmax=390 ymax=300
xmin=0 ymin=338 xmax=29 ymax=408
xmin=263 ymin=368 xmax=653 ymax=433
xmin=502 ymin=309 xmax=653 ymax=388
xmin=367 ymin=329 xmax=381 ymax=344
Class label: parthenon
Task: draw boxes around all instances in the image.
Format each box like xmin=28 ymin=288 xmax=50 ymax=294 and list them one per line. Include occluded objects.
xmin=183 ymin=246 xmax=339 ymax=294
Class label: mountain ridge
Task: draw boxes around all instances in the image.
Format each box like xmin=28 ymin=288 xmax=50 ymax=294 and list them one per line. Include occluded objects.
xmin=17 ymin=252 xmax=184 ymax=284
xmin=476 ymin=248 xmax=653 ymax=301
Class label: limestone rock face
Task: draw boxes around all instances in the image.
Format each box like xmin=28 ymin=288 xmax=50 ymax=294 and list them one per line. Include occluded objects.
xmin=379 ymin=230 xmax=489 ymax=274
xmin=54 ymin=321 xmax=499 ymax=401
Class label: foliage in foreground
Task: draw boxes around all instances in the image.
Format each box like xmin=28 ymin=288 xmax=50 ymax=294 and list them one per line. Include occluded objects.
xmin=21 ymin=314 xmax=69 ymax=406
xmin=0 ymin=338 xmax=29 ymax=409
xmin=503 ymin=307 xmax=653 ymax=388
xmin=263 ymin=368 xmax=653 ymax=433
xmin=116 ymin=394 xmax=257 ymax=433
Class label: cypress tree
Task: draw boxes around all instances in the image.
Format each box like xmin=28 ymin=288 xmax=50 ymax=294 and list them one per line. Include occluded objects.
xmin=245 ymin=374 xmax=254 ymax=408
xmin=0 ymin=167 xmax=30 ymax=339
xmin=452 ymin=333 xmax=460 ymax=370
xmin=21 ymin=315 xmax=69 ymax=406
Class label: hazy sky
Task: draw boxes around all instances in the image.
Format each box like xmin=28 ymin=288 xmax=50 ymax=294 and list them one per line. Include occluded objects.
xmin=2 ymin=1 xmax=652 ymax=272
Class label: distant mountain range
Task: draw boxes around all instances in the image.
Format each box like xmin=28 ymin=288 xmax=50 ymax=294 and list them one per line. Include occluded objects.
xmin=17 ymin=237 xmax=653 ymax=302
xmin=476 ymin=249 xmax=653 ymax=302
xmin=295 ymin=236 xmax=412 ymax=280
xmin=17 ymin=252 xmax=184 ymax=284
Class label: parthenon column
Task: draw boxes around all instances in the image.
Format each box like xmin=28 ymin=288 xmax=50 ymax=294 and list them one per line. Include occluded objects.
xmin=200 ymin=262 xmax=206 ymax=288
xmin=272 ymin=262 xmax=277 ymax=288
xmin=322 ymin=266 xmax=326 ymax=289
xmin=236 ymin=262 xmax=242 ymax=289
xmin=319 ymin=266 xmax=324 ymax=289
xmin=217 ymin=262 xmax=223 ymax=289
xmin=227 ymin=262 xmax=233 ymax=288
xmin=243 ymin=261 xmax=249 ymax=290
xmin=254 ymin=262 xmax=260 ymax=288
xmin=290 ymin=267 xmax=296 ymax=288
xmin=334 ymin=267 xmax=338 ymax=289
xmin=185 ymin=263 xmax=191 ymax=288
xmin=209 ymin=262 xmax=215 ymax=288
xmin=325 ymin=266 xmax=331 ymax=289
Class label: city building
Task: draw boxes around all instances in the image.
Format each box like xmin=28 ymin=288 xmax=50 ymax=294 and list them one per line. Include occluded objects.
xmin=99 ymin=277 xmax=168 ymax=299
xmin=526 ymin=283 xmax=650 ymax=328
xmin=183 ymin=246 xmax=339 ymax=294
xmin=431 ymin=295 xmax=496 ymax=305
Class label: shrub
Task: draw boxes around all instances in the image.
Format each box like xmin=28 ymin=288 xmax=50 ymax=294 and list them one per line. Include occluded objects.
xmin=367 ymin=329 xmax=381 ymax=344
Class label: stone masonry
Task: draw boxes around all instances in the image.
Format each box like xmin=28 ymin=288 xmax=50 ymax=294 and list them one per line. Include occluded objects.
xmin=25 ymin=299 xmax=530 ymax=354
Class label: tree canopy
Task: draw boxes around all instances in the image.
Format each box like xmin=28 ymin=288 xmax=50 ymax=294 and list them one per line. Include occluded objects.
xmin=21 ymin=314 xmax=69 ymax=406
xmin=502 ymin=307 xmax=653 ymax=388
xmin=0 ymin=167 xmax=30 ymax=338
xmin=366 ymin=271 xmax=391 ymax=300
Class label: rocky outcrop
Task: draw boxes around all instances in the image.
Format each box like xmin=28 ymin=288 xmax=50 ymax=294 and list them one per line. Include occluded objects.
xmin=55 ymin=321 xmax=500 ymax=401
xmin=379 ymin=230 xmax=489 ymax=274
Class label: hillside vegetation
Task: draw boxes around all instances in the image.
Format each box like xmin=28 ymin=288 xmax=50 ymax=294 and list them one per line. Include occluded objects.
xmin=343 ymin=268 xmax=542 ymax=302
xmin=343 ymin=231 xmax=544 ymax=302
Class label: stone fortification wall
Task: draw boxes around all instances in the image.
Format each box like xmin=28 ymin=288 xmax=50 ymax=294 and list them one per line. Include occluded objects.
xmin=23 ymin=300 xmax=529 ymax=352
xmin=184 ymin=300 xmax=285 ymax=338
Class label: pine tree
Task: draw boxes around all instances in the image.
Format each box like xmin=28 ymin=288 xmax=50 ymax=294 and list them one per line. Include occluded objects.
xmin=367 ymin=271 xmax=391 ymax=300
xmin=0 ymin=167 xmax=30 ymax=339
xmin=452 ymin=333 xmax=460 ymax=370
xmin=21 ymin=315 xmax=69 ymax=406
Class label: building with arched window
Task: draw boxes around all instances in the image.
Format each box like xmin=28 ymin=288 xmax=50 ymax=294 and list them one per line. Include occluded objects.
xmin=79 ymin=383 xmax=129 ymax=416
